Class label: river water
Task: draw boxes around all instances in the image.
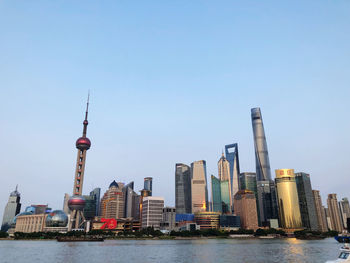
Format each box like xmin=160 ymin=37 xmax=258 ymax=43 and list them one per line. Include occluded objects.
xmin=0 ymin=238 xmax=340 ymax=263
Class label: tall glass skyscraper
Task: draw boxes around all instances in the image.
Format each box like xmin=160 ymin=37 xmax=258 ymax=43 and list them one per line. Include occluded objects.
xmin=1 ymin=186 xmax=21 ymax=232
xmin=191 ymin=160 xmax=208 ymax=213
xmin=295 ymin=173 xmax=318 ymax=231
xmin=251 ymin=108 xmax=272 ymax=181
xmin=251 ymin=108 xmax=278 ymax=226
xmin=175 ymin=163 xmax=192 ymax=214
xmin=275 ymin=169 xmax=302 ymax=229
xmin=218 ymin=153 xmax=232 ymax=213
xmin=211 ymin=175 xmax=222 ymax=213
xmin=144 ymin=177 xmax=153 ymax=196
xmin=224 ymin=143 xmax=240 ymax=211
xmin=239 ymin=172 xmax=257 ymax=194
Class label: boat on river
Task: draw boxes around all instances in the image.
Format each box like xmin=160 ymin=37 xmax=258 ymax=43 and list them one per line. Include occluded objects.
xmin=56 ymin=236 xmax=104 ymax=242
xmin=335 ymin=236 xmax=350 ymax=243
xmin=326 ymin=244 xmax=350 ymax=263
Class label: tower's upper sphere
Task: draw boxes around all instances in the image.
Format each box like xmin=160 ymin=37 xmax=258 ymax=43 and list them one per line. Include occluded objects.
xmin=68 ymin=195 xmax=86 ymax=211
xmin=76 ymin=137 xmax=91 ymax=150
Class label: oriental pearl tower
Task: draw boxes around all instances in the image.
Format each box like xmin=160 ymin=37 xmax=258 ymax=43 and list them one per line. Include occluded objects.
xmin=68 ymin=94 xmax=91 ymax=231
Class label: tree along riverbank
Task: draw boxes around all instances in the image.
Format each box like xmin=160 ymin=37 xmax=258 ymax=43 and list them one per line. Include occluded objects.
xmin=0 ymin=228 xmax=339 ymax=241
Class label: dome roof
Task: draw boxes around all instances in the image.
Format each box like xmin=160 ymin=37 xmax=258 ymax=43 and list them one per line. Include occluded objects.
xmin=45 ymin=210 xmax=68 ymax=227
xmin=76 ymin=137 xmax=91 ymax=150
xmin=109 ymin=180 xmax=119 ymax=189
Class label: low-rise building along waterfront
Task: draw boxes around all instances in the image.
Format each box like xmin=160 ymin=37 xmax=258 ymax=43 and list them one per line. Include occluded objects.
xmin=194 ymin=212 xmax=220 ymax=229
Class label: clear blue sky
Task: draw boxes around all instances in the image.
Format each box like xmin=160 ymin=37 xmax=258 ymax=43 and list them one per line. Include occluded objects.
xmin=1 ymin=1 xmax=349 ymax=219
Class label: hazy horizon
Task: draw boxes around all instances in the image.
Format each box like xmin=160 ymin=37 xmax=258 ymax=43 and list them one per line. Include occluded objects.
xmin=1 ymin=1 xmax=349 ymax=220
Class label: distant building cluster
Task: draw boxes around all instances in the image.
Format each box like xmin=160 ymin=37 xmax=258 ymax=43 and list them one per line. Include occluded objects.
xmin=1 ymin=104 xmax=349 ymax=235
xmin=174 ymin=108 xmax=350 ymax=233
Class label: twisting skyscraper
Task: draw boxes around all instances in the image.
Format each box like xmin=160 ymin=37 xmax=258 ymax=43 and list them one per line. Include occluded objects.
xmin=68 ymin=95 xmax=91 ymax=230
xmin=251 ymin=108 xmax=271 ymax=181
xmin=251 ymin=108 xmax=278 ymax=226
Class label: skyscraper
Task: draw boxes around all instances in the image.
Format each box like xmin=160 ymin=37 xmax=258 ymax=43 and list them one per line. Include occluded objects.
xmin=251 ymin=108 xmax=272 ymax=181
xmin=123 ymin=182 xmax=138 ymax=218
xmin=90 ymin=188 xmax=101 ymax=217
xmin=275 ymin=169 xmax=302 ymax=229
xmin=141 ymin=196 xmax=164 ymax=230
xmin=100 ymin=181 xmax=125 ymax=219
xmin=83 ymin=188 xmax=101 ymax=220
xmin=327 ymin=194 xmax=343 ymax=232
xmin=144 ymin=177 xmax=153 ymax=196
xmin=239 ymin=173 xmax=257 ymax=194
xmin=175 ymin=163 xmax=192 ymax=214
xmin=191 ymin=160 xmax=208 ymax=213
xmin=218 ymin=153 xmax=232 ymax=213
xmin=312 ymin=190 xmax=328 ymax=232
xmin=68 ymin=95 xmax=91 ymax=230
xmin=339 ymin=198 xmax=350 ymax=229
xmin=211 ymin=175 xmax=222 ymax=213
xmin=295 ymin=172 xmax=318 ymax=231
xmin=251 ymin=108 xmax=278 ymax=226
xmin=1 ymin=186 xmax=21 ymax=232
xmin=234 ymin=190 xmax=259 ymax=230
xmin=225 ymin=144 xmax=240 ymax=209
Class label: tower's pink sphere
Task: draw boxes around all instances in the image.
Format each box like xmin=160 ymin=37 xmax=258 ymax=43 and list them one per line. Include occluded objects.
xmin=68 ymin=195 xmax=86 ymax=211
xmin=76 ymin=137 xmax=91 ymax=150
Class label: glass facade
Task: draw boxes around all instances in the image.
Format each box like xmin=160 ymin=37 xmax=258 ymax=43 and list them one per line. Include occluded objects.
xmin=144 ymin=177 xmax=153 ymax=196
xmin=1 ymin=187 xmax=21 ymax=232
xmin=175 ymin=163 xmax=192 ymax=214
xmin=90 ymin=188 xmax=101 ymax=217
xmin=239 ymin=173 xmax=257 ymax=194
xmin=219 ymin=215 xmax=241 ymax=228
xmin=83 ymin=195 xmax=97 ymax=220
xmin=251 ymin=108 xmax=278 ymax=226
xmin=275 ymin=169 xmax=302 ymax=229
xmin=175 ymin=214 xmax=195 ymax=222
xmin=194 ymin=212 xmax=220 ymax=229
xmin=251 ymin=108 xmax=272 ymax=181
xmin=191 ymin=160 xmax=208 ymax=213
xmin=225 ymin=144 xmax=240 ymax=211
xmin=218 ymin=154 xmax=232 ymax=213
xmin=295 ymin=173 xmax=318 ymax=231
xmin=211 ymin=175 xmax=222 ymax=213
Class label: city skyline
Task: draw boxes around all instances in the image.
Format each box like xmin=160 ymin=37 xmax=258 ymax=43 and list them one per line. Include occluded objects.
xmin=1 ymin=1 xmax=350 ymax=221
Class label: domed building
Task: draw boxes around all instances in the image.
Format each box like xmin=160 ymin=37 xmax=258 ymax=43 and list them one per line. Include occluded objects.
xmin=100 ymin=180 xmax=125 ymax=219
xmin=45 ymin=210 xmax=68 ymax=227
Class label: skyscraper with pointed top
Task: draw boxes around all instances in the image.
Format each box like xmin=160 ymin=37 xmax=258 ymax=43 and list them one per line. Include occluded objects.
xmin=1 ymin=186 xmax=21 ymax=232
xmin=68 ymin=95 xmax=92 ymax=230
xmin=251 ymin=108 xmax=278 ymax=226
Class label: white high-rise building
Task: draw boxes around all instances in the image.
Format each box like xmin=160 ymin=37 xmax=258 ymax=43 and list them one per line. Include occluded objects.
xmin=141 ymin=197 xmax=164 ymax=230
xmin=1 ymin=186 xmax=21 ymax=232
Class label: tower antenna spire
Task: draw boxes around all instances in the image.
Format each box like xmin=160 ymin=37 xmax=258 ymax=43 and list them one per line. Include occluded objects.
xmin=83 ymin=91 xmax=89 ymax=137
